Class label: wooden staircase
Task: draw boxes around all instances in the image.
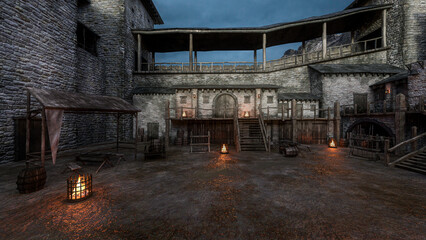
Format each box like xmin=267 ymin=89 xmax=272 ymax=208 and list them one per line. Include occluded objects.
xmin=238 ymin=118 xmax=267 ymax=151
xmin=395 ymin=147 xmax=426 ymax=175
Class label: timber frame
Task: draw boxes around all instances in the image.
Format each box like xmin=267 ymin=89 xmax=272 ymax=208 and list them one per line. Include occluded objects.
xmin=25 ymin=88 xmax=141 ymax=167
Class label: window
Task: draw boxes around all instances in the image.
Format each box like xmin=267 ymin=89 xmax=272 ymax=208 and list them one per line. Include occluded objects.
xmin=267 ymin=96 xmax=273 ymax=104
xmin=77 ymin=22 xmax=99 ymax=56
xmin=296 ymin=104 xmax=303 ymax=118
xmin=244 ymin=96 xmax=251 ymax=103
xmin=203 ymin=95 xmax=209 ymax=104
xmin=180 ymin=96 xmax=187 ymax=104
xmin=353 ymin=93 xmax=368 ymax=113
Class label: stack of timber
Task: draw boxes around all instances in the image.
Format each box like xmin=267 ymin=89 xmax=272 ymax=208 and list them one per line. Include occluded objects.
xmin=395 ymin=147 xmax=426 ymax=175
xmin=238 ymin=119 xmax=266 ymax=151
xmin=16 ymin=166 xmax=47 ymax=194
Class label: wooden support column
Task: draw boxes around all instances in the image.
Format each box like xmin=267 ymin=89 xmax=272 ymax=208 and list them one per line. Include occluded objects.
xmin=322 ymin=22 xmax=327 ymax=59
xmin=152 ymin=52 xmax=155 ymax=70
xmin=26 ymin=92 xmax=31 ymax=161
xmin=116 ymin=114 xmax=120 ymax=151
xmin=254 ymin=50 xmax=257 ymax=71
xmin=382 ymin=9 xmax=387 ymax=48
xmin=189 ymin=34 xmax=193 ymax=71
xmin=291 ymin=99 xmax=297 ymax=142
xmin=134 ymin=113 xmax=138 ymax=161
xmin=137 ymin=34 xmax=141 ymax=72
xmin=165 ymin=101 xmax=170 ymax=150
xmin=41 ymin=108 xmax=46 ymax=167
xmin=411 ymin=126 xmax=417 ymax=151
xmin=394 ymin=94 xmax=406 ymax=152
xmin=194 ymin=51 xmax=197 ymax=71
xmin=334 ymin=101 xmax=341 ymax=142
xmin=302 ymin=41 xmax=306 ymax=63
xmin=262 ymin=33 xmax=266 ymax=71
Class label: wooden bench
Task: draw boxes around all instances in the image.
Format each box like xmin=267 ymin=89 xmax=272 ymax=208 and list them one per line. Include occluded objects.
xmin=76 ymin=152 xmax=126 ymax=174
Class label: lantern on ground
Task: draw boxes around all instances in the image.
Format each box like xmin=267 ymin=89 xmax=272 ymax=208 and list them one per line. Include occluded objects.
xmin=244 ymin=111 xmax=250 ymax=118
xmin=220 ymin=144 xmax=229 ymax=154
xmin=182 ymin=111 xmax=187 ymax=118
xmin=328 ymin=138 xmax=337 ymax=148
xmin=67 ymin=174 xmax=92 ymax=202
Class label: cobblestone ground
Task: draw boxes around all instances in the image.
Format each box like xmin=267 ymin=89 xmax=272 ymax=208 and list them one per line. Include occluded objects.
xmin=0 ymin=145 xmax=425 ymax=240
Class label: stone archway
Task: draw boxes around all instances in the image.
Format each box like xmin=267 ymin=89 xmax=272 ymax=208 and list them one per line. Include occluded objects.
xmin=346 ymin=118 xmax=394 ymax=137
xmin=213 ymin=93 xmax=238 ymax=118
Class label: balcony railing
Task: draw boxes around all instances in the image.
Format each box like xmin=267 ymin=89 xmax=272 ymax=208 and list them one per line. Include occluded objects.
xmin=136 ymin=37 xmax=384 ymax=73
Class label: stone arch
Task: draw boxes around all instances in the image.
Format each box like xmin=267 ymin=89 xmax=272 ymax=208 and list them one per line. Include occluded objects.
xmin=212 ymin=93 xmax=238 ymax=118
xmin=346 ymin=118 xmax=394 ymax=137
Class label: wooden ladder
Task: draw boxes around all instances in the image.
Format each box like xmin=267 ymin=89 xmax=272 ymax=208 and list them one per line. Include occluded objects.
xmin=190 ymin=131 xmax=210 ymax=153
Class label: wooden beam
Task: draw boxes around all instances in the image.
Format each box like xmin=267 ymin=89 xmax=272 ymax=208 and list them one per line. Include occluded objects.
xmin=26 ymin=91 xmax=31 ymax=161
xmin=262 ymin=33 xmax=266 ymax=71
xmin=189 ymin=34 xmax=193 ymax=71
xmin=254 ymin=50 xmax=257 ymax=71
xmin=134 ymin=113 xmax=138 ymax=161
xmin=302 ymin=41 xmax=306 ymax=63
xmin=382 ymin=9 xmax=387 ymax=48
xmin=41 ymin=108 xmax=46 ymax=167
xmin=322 ymin=22 xmax=327 ymax=59
xmin=137 ymin=34 xmax=141 ymax=72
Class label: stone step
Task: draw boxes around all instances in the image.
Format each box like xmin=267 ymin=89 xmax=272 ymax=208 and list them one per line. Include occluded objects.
xmin=396 ymin=163 xmax=426 ymax=175
xmin=404 ymin=159 xmax=426 ymax=167
xmin=398 ymin=160 xmax=426 ymax=169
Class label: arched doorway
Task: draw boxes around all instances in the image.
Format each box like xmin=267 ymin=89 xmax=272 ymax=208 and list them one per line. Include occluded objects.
xmin=346 ymin=118 xmax=394 ymax=137
xmin=214 ymin=94 xmax=236 ymax=118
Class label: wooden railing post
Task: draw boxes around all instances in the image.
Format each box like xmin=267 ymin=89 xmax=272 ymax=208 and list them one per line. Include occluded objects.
xmin=367 ymin=102 xmax=370 ymax=115
xmin=354 ymin=104 xmax=358 ymax=115
xmin=314 ymin=105 xmax=317 ymax=120
xmin=281 ymin=105 xmax=285 ymax=121
xmin=383 ymin=100 xmax=387 ymax=113
xmin=420 ymin=96 xmax=425 ymax=112
xmin=384 ymin=139 xmax=390 ymax=165
xmin=411 ymin=126 xmax=417 ymax=151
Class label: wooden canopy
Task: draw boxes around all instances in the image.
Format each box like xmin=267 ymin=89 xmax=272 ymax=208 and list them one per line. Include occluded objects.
xmin=133 ymin=4 xmax=391 ymax=52
xmin=27 ymin=87 xmax=140 ymax=113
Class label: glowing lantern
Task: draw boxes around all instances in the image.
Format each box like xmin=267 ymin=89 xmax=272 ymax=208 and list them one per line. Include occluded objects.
xmin=220 ymin=144 xmax=229 ymax=154
xmin=244 ymin=111 xmax=250 ymax=118
xmin=67 ymin=174 xmax=92 ymax=202
xmin=182 ymin=111 xmax=187 ymax=118
xmin=328 ymin=138 xmax=337 ymax=148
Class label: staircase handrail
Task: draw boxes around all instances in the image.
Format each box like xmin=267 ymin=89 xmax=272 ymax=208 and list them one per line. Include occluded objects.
xmin=258 ymin=106 xmax=269 ymax=152
xmin=385 ymin=132 xmax=426 ymax=166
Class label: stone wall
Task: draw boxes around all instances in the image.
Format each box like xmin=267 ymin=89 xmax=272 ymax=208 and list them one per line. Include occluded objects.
xmin=320 ymin=73 xmax=392 ymax=109
xmin=0 ymin=0 xmax=78 ymax=163
xmin=407 ymin=60 xmax=426 ymax=109
xmin=350 ymin=0 xmax=425 ymax=67
xmin=0 ymin=0 xmax=154 ymax=163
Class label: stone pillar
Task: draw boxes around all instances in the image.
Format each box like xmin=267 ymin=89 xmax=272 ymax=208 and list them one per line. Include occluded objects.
xmin=262 ymin=33 xmax=266 ymax=70
xmin=322 ymin=22 xmax=327 ymax=59
xmin=291 ymin=99 xmax=297 ymax=142
xmin=189 ymin=34 xmax=193 ymax=71
xmin=395 ymin=93 xmax=406 ymax=146
xmin=334 ymin=101 xmax=341 ymax=141
xmin=137 ymin=34 xmax=141 ymax=72
xmin=382 ymin=9 xmax=387 ymax=48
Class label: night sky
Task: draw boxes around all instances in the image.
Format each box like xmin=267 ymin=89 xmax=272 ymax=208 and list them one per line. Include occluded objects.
xmin=153 ymin=0 xmax=355 ymax=63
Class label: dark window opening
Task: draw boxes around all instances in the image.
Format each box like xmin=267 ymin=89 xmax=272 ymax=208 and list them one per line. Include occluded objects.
xmin=354 ymin=93 xmax=368 ymax=113
xmin=77 ymin=22 xmax=99 ymax=56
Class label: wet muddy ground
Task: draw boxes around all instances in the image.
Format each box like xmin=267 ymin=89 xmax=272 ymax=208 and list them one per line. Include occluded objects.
xmin=0 ymin=145 xmax=425 ymax=239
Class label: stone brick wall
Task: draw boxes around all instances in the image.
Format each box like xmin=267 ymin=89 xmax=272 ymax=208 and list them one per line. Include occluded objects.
xmin=407 ymin=60 xmax=426 ymax=109
xmin=0 ymin=0 xmax=154 ymax=163
xmin=350 ymin=0 xmax=425 ymax=67
xmin=0 ymin=0 xmax=78 ymax=163
xmin=320 ymin=73 xmax=392 ymax=109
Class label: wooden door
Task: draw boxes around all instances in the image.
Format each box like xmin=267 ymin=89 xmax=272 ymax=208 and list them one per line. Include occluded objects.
xmin=215 ymin=94 xmax=235 ymax=118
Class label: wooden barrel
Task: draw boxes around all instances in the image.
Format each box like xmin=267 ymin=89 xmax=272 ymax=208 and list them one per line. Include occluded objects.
xmin=16 ymin=166 xmax=46 ymax=194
